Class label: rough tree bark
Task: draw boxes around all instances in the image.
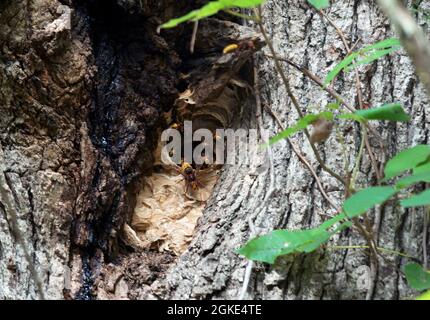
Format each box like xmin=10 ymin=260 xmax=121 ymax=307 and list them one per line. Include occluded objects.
xmin=155 ymin=0 xmax=430 ymax=300
xmin=0 ymin=0 xmax=428 ymax=300
xmin=0 ymin=0 xmax=190 ymax=299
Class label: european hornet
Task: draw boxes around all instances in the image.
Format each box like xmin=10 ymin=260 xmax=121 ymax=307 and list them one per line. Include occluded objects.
xmin=223 ymin=39 xmax=256 ymax=55
xmin=174 ymin=161 xmax=205 ymax=197
xmin=169 ymin=122 xmax=183 ymax=132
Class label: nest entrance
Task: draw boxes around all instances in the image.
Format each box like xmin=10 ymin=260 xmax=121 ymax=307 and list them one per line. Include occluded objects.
xmin=125 ymin=18 xmax=261 ymax=257
xmin=126 ymin=79 xmax=244 ymax=256
xmin=129 ymin=135 xmax=220 ymax=255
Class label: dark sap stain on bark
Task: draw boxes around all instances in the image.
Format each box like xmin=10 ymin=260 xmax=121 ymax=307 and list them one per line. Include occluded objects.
xmin=69 ymin=0 xmax=257 ymax=299
xmin=73 ymin=1 xmax=177 ymax=248
xmin=0 ymin=0 xmax=258 ymax=299
xmin=69 ymin=0 xmax=204 ymax=299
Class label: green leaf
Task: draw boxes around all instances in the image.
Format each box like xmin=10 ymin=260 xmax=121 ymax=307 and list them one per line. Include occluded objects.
xmin=324 ymin=53 xmax=358 ymax=85
xmin=396 ymin=172 xmax=430 ymax=189
xmin=360 ymin=38 xmax=401 ymax=52
xmin=384 ymin=145 xmax=430 ymax=180
xmin=266 ymin=112 xmax=333 ymax=146
xmin=319 ymin=213 xmax=347 ymax=230
xmin=355 ymin=103 xmax=411 ymax=122
xmin=404 ymin=263 xmax=430 ymax=291
xmin=298 ymin=230 xmax=332 ymax=253
xmin=237 ymin=229 xmax=329 ymax=264
xmin=414 ymin=161 xmax=430 ymax=175
xmin=416 ymin=290 xmax=430 ymax=300
xmin=159 ymin=0 xmax=266 ymax=29
xmin=338 ymin=113 xmax=365 ymax=122
xmin=326 ymin=102 xmax=340 ymax=110
xmin=159 ymin=10 xmax=202 ymax=29
xmin=343 ymin=186 xmax=397 ymax=218
xmin=401 ymin=189 xmax=430 ymax=208
xmin=221 ymin=0 xmax=266 ymax=8
xmin=324 ymin=38 xmax=401 ymax=85
xmin=347 ymin=38 xmax=401 ymax=72
xmin=332 ymin=221 xmax=353 ymax=233
xmin=346 ymin=47 xmax=400 ymax=71
xmin=160 ymin=2 xmax=225 ymax=29
xmin=238 ymin=213 xmax=352 ymax=264
xmin=193 ymin=2 xmax=228 ymax=20
xmin=307 ymin=0 xmax=330 ymax=10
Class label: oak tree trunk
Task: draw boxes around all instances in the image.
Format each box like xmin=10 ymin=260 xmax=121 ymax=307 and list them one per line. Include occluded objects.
xmin=0 ymin=0 xmax=428 ymax=300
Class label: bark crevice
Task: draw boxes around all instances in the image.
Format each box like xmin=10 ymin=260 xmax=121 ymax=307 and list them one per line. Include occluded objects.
xmin=0 ymin=0 xmax=429 ymax=300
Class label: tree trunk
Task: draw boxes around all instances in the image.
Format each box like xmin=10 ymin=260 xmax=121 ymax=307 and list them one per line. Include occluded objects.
xmin=155 ymin=0 xmax=430 ymax=300
xmin=0 ymin=0 xmax=428 ymax=300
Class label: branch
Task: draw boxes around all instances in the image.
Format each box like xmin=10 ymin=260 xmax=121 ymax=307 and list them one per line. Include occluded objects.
xmin=266 ymin=53 xmax=385 ymax=180
xmin=254 ymin=6 xmax=347 ymax=187
xmin=317 ymin=8 xmax=383 ymax=181
xmin=262 ymin=103 xmax=341 ymax=213
xmin=377 ymin=0 xmax=430 ymax=99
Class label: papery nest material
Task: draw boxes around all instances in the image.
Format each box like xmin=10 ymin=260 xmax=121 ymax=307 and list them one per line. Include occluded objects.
xmin=131 ymin=162 xmax=219 ymax=256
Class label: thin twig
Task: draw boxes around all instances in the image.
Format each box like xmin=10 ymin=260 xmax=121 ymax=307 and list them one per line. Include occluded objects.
xmin=318 ymin=9 xmax=385 ymax=299
xmin=239 ymin=259 xmax=254 ymax=300
xmin=318 ymin=10 xmax=365 ymax=109
xmin=424 ymin=206 xmax=429 ymax=269
xmin=365 ymin=137 xmax=382 ymax=181
xmin=255 ymin=6 xmax=347 ymax=187
xmin=264 ymin=54 xmax=385 ymax=145
xmin=350 ymin=38 xmax=362 ymax=51
xmin=318 ymin=9 xmax=383 ymax=181
xmin=350 ymin=123 xmax=367 ymax=190
xmin=263 ymin=103 xmax=341 ymax=213
xmin=266 ymin=53 xmax=355 ymax=111
xmin=336 ymin=126 xmax=351 ymax=182
xmin=190 ymin=21 xmax=199 ymax=54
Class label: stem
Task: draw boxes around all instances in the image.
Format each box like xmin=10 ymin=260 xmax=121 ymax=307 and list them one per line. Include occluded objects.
xmin=336 ymin=126 xmax=351 ymax=181
xmin=190 ymin=20 xmax=198 ymax=54
xmin=326 ymin=245 xmax=415 ymax=259
xmin=224 ymin=9 xmax=259 ymax=22
xmin=265 ymin=54 xmax=386 ymax=146
xmin=424 ymin=206 xmax=429 ymax=269
xmin=352 ymin=217 xmax=379 ymax=261
xmin=255 ymin=6 xmax=347 ymax=187
xmin=317 ymin=11 xmax=385 ymax=298
xmin=318 ymin=9 xmax=383 ymax=182
xmin=350 ymin=122 xmax=367 ymax=190
xmin=263 ymin=103 xmax=342 ymax=213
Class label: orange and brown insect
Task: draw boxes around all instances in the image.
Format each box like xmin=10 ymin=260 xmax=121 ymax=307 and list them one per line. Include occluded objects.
xmin=223 ymin=39 xmax=256 ymax=55
xmin=170 ymin=122 xmax=183 ymax=131
xmin=223 ymin=43 xmax=239 ymax=54
xmin=176 ymin=162 xmax=204 ymax=195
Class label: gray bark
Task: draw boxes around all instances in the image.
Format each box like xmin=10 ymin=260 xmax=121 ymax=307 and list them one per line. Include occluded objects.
xmin=0 ymin=0 xmax=429 ymax=300
xmin=156 ymin=0 xmax=430 ymax=300
xmin=0 ymin=0 xmax=91 ymax=299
